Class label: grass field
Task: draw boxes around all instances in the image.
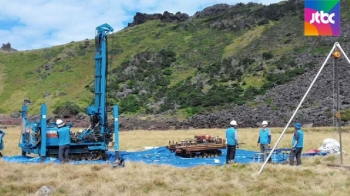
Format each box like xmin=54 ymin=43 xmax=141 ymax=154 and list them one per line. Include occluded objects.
xmin=1 ymin=126 xmax=350 ymax=196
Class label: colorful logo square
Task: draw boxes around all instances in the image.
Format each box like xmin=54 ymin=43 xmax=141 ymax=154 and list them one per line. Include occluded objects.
xmin=304 ymin=0 xmax=340 ymax=36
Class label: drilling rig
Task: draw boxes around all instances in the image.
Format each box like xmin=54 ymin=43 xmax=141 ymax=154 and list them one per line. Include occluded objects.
xmin=167 ymin=135 xmax=227 ymax=158
xmin=18 ymin=24 xmax=123 ymax=165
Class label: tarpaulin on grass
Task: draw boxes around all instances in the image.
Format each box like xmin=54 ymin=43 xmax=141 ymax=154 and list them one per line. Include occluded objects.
xmin=1 ymin=147 xmax=328 ymax=167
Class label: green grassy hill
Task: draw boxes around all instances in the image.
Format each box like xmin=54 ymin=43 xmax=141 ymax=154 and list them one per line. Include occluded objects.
xmin=0 ymin=0 xmax=349 ymax=119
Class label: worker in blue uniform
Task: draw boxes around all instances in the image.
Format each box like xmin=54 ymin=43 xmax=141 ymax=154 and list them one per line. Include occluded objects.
xmin=289 ymin=122 xmax=304 ymax=166
xmin=226 ymin=120 xmax=239 ymax=164
xmin=0 ymin=129 xmax=5 ymax=157
xmin=56 ymin=119 xmax=71 ymax=163
xmin=257 ymin=121 xmax=272 ymax=162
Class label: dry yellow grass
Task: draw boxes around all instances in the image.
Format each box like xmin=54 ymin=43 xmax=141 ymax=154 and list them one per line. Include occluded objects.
xmin=223 ymin=22 xmax=273 ymax=58
xmin=1 ymin=126 xmax=350 ymax=196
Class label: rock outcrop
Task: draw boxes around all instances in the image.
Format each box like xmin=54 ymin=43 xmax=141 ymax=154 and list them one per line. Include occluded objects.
xmin=0 ymin=43 xmax=17 ymax=52
xmin=193 ymin=3 xmax=231 ymax=18
xmin=127 ymin=11 xmax=189 ymax=27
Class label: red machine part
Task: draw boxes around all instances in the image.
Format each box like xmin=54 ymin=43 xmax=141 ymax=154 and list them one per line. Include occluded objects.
xmin=195 ymin=135 xmax=211 ymax=140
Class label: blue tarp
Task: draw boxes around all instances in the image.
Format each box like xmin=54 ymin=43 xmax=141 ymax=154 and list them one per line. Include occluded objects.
xmin=1 ymin=147 xmax=328 ymax=167
xmin=116 ymin=147 xmax=271 ymax=167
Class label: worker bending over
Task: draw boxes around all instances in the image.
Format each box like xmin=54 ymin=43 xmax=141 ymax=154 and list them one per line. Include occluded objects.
xmin=56 ymin=119 xmax=71 ymax=163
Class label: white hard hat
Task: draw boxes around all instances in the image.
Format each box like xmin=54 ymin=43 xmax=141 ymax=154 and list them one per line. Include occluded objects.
xmin=230 ymin=120 xmax=237 ymax=126
xmin=262 ymin=121 xmax=268 ymax=125
xmin=56 ymin=119 xmax=65 ymax=128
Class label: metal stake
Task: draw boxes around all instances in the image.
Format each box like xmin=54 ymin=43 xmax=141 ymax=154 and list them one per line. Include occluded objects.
xmin=334 ymin=50 xmax=343 ymax=164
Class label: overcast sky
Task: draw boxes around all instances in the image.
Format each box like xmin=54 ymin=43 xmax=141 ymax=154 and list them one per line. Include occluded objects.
xmin=0 ymin=0 xmax=281 ymax=51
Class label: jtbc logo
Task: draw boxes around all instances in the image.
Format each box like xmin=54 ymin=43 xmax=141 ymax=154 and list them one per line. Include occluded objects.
xmin=310 ymin=11 xmax=335 ymax=24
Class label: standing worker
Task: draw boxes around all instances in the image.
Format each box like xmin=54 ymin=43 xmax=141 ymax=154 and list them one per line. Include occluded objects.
xmin=56 ymin=119 xmax=71 ymax=163
xmin=226 ymin=120 xmax=239 ymax=164
xmin=257 ymin=121 xmax=272 ymax=162
xmin=0 ymin=129 xmax=5 ymax=157
xmin=290 ymin=122 xmax=304 ymax=166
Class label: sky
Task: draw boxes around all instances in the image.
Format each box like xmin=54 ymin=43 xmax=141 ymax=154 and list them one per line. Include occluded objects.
xmin=0 ymin=0 xmax=282 ymax=51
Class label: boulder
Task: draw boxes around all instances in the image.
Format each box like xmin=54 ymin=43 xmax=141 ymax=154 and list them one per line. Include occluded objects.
xmin=10 ymin=111 xmax=21 ymax=118
xmin=35 ymin=186 xmax=54 ymax=196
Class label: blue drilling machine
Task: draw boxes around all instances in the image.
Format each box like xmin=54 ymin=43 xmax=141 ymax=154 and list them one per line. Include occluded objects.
xmin=18 ymin=24 xmax=123 ymax=165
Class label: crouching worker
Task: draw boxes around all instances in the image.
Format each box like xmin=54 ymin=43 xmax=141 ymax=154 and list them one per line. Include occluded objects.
xmin=0 ymin=129 xmax=5 ymax=157
xmin=290 ymin=123 xmax=304 ymax=166
xmin=226 ymin=120 xmax=239 ymax=164
xmin=56 ymin=119 xmax=71 ymax=163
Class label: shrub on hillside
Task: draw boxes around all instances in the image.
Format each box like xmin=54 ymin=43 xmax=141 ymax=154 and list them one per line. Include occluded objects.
xmin=119 ymin=95 xmax=141 ymax=113
xmin=262 ymin=52 xmax=274 ymax=60
xmin=53 ymin=102 xmax=81 ymax=118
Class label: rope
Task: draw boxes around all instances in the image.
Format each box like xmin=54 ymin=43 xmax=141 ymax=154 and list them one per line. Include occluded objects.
xmin=332 ymin=57 xmax=336 ymax=139
xmin=332 ymin=58 xmax=340 ymax=162
xmin=332 ymin=56 xmax=341 ymax=141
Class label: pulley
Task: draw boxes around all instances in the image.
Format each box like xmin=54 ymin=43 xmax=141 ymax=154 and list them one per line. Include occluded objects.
xmin=333 ymin=49 xmax=341 ymax=59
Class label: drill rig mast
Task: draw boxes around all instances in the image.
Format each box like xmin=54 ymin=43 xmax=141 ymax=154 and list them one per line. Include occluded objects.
xmin=18 ymin=24 xmax=122 ymax=164
xmin=86 ymin=23 xmax=113 ymax=138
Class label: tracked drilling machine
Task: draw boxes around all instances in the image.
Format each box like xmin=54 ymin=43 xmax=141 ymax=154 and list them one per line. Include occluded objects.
xmin=18 ymin=24 xmax=123 ymax=166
